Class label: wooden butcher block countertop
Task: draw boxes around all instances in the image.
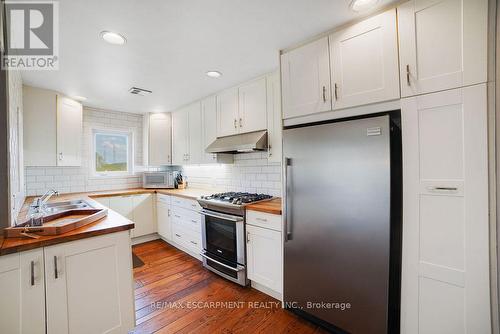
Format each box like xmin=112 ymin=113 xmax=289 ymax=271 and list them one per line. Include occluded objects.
xmin=1 ymin=187 xmax=217 ymax=256
xmin=245 ymin=198 xmax=282 ymax=215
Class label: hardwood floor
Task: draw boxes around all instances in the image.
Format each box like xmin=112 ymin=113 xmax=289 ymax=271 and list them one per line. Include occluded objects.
xmin=132 ymin=239 xmax=327 ymax=334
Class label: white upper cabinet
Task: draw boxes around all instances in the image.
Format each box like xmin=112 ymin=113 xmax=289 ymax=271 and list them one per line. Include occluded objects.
xmin=329 ymin=9 xmax=400 ymax=109
xmin=148 ymin=112 xmax=172 ymax=166
xmin=172 ymin=107 xmax=189 ymax=165
xmin=24 ymin=86 xmax=83 ymax=167
xmin=217 ymin=87 xmax=239 ymax=137
xmin=201 ymin=96 xmax=219 ymax=163
xmin=266 ymin=71 xmax=282 ymax=163
xmin=281 ymin=36 xmax=331 ymax=119
xmin=56 ymin=95 xmax=83 ymax=166
xmin=187 ymin=102 xmax=202 ymax=164
xmin=398 ymin=0 xmax=488 ymax=97
xmin=238 ymin=77 xmax=267 ymax=133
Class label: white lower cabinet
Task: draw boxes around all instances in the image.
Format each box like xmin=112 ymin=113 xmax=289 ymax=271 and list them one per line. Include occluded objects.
xmin=401 ymin=84 xmax=490 ymax=333
xmin=157 ymin=194 xmax=172 ymax=241
xmin=44 ymin=231 xmax=135 ymax=334
xmin=0 ymin=232 xmax=135 ymax=334
xmin=105 ymin=194 xmax=155 ymax=238
xmin=0 ymin=249 xmax=45 ymax=334
xmin=168 ymin=197 xmax=202 ymax=259
xmin=246 ymin=211 xmax=283 ymax=298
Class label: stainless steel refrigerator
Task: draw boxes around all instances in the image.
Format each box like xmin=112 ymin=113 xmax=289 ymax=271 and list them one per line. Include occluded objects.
xmin=283 ymin=113 xmax=402 ymax=334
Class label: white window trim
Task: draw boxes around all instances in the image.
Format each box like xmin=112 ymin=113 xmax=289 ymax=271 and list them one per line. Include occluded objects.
xmin=90 ymin=128 xmax=135 ymax=178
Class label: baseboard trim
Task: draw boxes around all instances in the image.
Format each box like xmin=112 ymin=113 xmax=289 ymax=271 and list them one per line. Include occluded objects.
xmin=131 ymin=233 xmax=160 ymax=245
xmin=251 ymin=281 xmax=283 ymax=302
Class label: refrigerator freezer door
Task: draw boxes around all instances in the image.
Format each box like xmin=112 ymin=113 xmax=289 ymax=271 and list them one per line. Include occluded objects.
xmin=283 ymin=115 xmax=391 ymax=334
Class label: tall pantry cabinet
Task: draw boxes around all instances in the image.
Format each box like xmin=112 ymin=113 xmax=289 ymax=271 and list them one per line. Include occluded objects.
xmin=398 ymin=0 xmax=490 ymax=333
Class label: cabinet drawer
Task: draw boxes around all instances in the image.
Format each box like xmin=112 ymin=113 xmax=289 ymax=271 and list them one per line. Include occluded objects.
xmin=157 ymin=194 xmax=171 ymax=204
xmin=172 ymin=212 xmax=201 ymax=234
xmin=246 ymin=210 xmax=282 ymax=232
xmin=171 ymin=196 xmax=201 ymax=211
xmin=171 ymin=225 xmax=202 ymax=251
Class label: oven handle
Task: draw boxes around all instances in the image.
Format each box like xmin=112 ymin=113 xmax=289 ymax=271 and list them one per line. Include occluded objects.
xmin=201 ymin=209 xmax=243 ymax=222
xmin=200 ymin=252 xmax=245 ymax=272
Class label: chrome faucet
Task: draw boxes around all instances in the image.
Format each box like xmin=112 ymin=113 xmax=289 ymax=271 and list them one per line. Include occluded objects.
xmin=27 ymin=189 xmax=59 ymax=226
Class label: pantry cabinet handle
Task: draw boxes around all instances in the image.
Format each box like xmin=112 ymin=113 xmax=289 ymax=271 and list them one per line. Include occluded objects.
xmin=30 ymin=260 xmax=35 ymax=286
xmin=322 ymin=86 xmax=327 ymax=102
xmin=406 ymin=65 xmax=411 ymax=86
xmin=334 ymin=83 xmax=338 ymax=101
xmin=53 ymin=256 xmax=59 ymax=279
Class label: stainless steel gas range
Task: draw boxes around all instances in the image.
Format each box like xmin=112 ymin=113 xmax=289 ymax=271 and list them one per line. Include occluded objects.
xmin=197 ymin=192 xmax=273 ymax=286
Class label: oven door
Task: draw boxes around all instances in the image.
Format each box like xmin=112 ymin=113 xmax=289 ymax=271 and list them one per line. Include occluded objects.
xmin=201 ymin=209 xmax=245 ymax=265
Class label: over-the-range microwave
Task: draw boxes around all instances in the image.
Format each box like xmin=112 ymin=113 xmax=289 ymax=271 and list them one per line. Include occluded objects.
xmin=143 ymin=171 xmax=176 ymax=189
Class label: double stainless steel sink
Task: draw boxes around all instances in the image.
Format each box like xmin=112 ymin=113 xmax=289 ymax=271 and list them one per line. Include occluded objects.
xmin=43 ymin=199 xmax=93 ymax=214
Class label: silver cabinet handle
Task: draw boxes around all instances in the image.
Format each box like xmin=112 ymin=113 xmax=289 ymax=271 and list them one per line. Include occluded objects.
xmin=239 ymin=118 xmax=243 ymax=128
xmin=175 ymin=233 xmax=181 ymax=237
xmin=167 ymin=209 xmax=171 ymax=217
xmin=191 ymin=219 xmax=197 ymax=223
xmin=174 ymin=214 xmax=181 ymax=218
xmin=58 ymin=152 xmax=63 ymax=161
xmin=234 ymin=119 xmax=237 ymax=129
xmin=334 ymin=83 xmax=338 ymax=101
xmin=322 ymin=86 xmax=327 ymax=102
xmin=256 ymin=217 xmax=267 ymax=222
xmin=428 ymin=186 xmax=458 ymax=192
xmin=284 ymin=157 xmax=292 ymax=242
xmin=247 ymin=231 xmax=250 ymax=243
xmin=190 ymin=241 xmax=198 ymax=245
xmin=406 ymin=64 xmax=411 ymax=86
xmin=200 ymin=252 xmax=245 ymax=272
xmin=30 ymin=260 xmax=35 ymax=286
xmin=53 ymin=256 xmax=59 ymax=279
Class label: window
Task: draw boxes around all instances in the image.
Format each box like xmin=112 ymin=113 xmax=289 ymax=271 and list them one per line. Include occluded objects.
xmin=92 ymin=130 xmax=133 ymax=176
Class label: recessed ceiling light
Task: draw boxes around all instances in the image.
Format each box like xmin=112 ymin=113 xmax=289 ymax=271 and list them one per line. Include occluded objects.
xmin=73 ymin=95 xmax=87 ymax=101
xmin=206 ymin=71 xmax=222 ymax=78
xmin=349 ymin=0 xmax=379 ymax=12
xmin=100 ymin=31 xmax=127 ymax=45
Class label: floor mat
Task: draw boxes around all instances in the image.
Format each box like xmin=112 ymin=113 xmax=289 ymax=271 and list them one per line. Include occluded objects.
xmin=132 ymin=252 xmax=145 ymax=268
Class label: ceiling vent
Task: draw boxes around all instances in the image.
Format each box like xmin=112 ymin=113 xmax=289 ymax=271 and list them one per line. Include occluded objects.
xmin=128 ymin=87 xmax=152 ymax=96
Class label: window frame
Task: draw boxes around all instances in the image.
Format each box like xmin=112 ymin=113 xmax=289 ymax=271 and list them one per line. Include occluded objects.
xmin=90 ymin=128 xmax=134 ymax=177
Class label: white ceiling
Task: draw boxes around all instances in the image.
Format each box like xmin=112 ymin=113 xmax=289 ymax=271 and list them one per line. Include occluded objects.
xmin=21 ymin=0 xmax=399 ymax=114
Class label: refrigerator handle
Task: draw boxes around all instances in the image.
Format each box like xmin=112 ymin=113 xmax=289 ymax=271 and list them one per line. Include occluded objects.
xmin=283 ymin=157 xmax=292 ymax=242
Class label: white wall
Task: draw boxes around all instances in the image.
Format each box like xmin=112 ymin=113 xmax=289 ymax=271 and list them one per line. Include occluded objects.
xmin=8 ymin=69 xmax=24 ymax=224
xmin=182 ymin=152 xmax=282 ymax=196
xmin=24 ymin=107 xmax=144 ymax=196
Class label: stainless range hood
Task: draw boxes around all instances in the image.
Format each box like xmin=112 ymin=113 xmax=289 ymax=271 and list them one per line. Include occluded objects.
xmin=206 ymin=130 xmax=268 ymax=154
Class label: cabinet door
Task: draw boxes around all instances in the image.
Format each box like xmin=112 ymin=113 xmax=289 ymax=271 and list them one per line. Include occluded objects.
xmin=44 ymin=231 xmax=135 ymax=334
xmin=132 ymin=193 xmax=155 ymax=238
xmin=266 ymin=72 xmax=282 ymax=163
xmin=56 ymin=95 xmax=82 ymax=166
xmin=401 ymin=84 xmax=489 ymax=333
xmin=93 ymin=196 xmax=110 ymax=208
xmin=187 ymin=102 xmax=202 ymax=164
xmin=172 ymin=109 xmax=189 ymax=165
xmin=201 ymin=96 xmax=219 ymax=163
xmin=398 ymin=0 xmax=488 ymax=97
xmin=246 ymin=225 xmax=282 ymax=293
xmin=238 ymin=77 xmax=267 ymax=133
xmin=149 ymin=112 xmax=172 ymax=166
xmin=157 ymin=202 xmax=172 ymax=241
xmin=108 ymin=195 xmax=134 ymax=220
xmin=216 ymin=87 xmax=239 ymax=137
xmin=281 ymin=37 xmax=331 ymax=119
xmin=329 ymin=9 xmax=399 ymax=109
xmin=0 ymin=249 xmax=45 ymax=334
